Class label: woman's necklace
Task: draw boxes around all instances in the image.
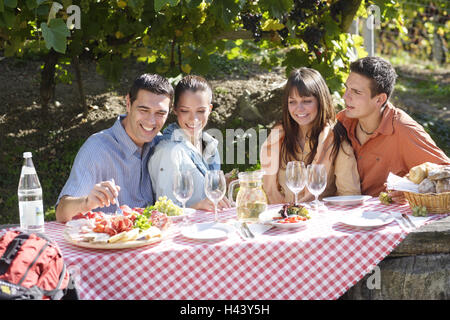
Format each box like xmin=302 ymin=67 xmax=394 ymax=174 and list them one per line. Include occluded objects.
xmin=358 ymin=122 xmax=375 ymax=135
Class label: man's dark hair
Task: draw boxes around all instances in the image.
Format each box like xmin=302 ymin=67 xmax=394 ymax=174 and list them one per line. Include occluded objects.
xmin=128 ymin=73 xmax=174 ymax=106
xmin=350 ymin=56 xmax=397 ymax=102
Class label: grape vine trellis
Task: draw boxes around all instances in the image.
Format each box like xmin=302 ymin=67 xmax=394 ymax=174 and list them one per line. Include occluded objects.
xmin=0 ymin=0 xmax=400 ymax=113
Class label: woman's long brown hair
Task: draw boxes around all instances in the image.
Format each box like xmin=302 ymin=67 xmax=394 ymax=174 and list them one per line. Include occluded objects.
xmin=280 ymin=68 xmax=343 ymax=167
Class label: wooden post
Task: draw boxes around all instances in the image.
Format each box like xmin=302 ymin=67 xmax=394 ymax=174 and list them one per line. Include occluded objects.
xmin=363 ymin=15 xmax=375 ymax=57
xmin=348 ymin=18 xmax=359 ymax=60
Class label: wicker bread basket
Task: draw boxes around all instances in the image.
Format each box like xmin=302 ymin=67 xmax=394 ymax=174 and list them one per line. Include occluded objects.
xmin=403 ymin=191 xmax=450 ymax=214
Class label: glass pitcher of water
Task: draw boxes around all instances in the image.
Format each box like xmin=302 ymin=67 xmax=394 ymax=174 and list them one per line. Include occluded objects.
xmin=228 ymin=170 xmax=268 ymax=222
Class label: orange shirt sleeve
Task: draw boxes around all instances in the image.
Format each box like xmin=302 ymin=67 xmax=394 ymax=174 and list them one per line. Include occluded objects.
xmin=397 ymin=118 xmax=450 ymax=170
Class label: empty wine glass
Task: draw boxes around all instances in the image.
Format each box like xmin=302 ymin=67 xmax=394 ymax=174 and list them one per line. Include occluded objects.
xmin=204 ymin=170 xmax=226 ymax=222
xmin=173 ymin=168 xmax=194 ymax=224
xmin=285 ymin=161 xmax=306 ymax=206
xmin=306 ymin=164 xmax=327 ymax=212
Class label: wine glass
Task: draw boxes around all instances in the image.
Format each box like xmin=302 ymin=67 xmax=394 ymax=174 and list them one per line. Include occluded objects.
xmin=173 ymin=168 xmax=194 ymax=224
xmin=285 ymin=161 xmax=306 ymax=206
xmin=306 ymin=164 xmax=327 ymax=212
xmin=204 ymin=170 xmax=226 ymax=222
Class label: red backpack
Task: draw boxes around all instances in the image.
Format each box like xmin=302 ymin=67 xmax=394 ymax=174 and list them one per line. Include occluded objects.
xmin=0 ymin=230 xmax=79 ymax=300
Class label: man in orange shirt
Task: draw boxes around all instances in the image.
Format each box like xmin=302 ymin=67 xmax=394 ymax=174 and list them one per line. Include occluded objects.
xmin=337 ymin=56 xmax=449 ymax=202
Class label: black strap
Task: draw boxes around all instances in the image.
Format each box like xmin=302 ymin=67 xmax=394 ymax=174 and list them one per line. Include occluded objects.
xmin=0 ymin=233 xmax=30 ymax=275
xmin=42 ymin=263 xmax=67 ymax=300
xmin=17 ymin=242 xmax=49 ymax=286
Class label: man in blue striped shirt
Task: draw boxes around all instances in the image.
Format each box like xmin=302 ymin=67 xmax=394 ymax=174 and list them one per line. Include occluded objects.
xmin=55 ymin=74 xmax=173 ymax=222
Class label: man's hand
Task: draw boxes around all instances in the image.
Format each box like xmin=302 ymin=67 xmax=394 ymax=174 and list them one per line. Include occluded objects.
xmin=383 ymin=183 xmax=407 ymax=204
xmin=56 ymin=180 xmax=121 ymax=223
xmin=85 ymin=181 xmax=121 ymax=211
xmin=388 ymin=190 xmax=407 ymax=204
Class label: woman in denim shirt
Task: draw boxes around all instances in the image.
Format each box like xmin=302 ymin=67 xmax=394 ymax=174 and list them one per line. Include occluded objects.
xmin=148 ymin=75 xmax=232 ymax=211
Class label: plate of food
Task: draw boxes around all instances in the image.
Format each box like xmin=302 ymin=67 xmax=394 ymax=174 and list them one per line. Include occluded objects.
xmin=180 ymin=222 xmax=233 ymax=241
xmin=145 ymin=196 xmax=195 ymax=221
xmin=337 ymin=210 xmax=394 ymax=228
xmin=269 ymin=215 xmax=310 ymax=229
xmin=259 ymin=204 xmax=311 ymax=229
xmin=64 ymin=205 xmax=171 ymax=249
xmin=323 ymin=195 xmax=372 ymax=206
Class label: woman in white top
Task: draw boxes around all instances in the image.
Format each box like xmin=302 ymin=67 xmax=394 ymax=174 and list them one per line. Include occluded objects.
xmin=148 ymin=75 xmax=231 ymax=211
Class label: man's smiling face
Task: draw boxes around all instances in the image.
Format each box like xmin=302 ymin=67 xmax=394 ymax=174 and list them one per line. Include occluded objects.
xmin=123 ymin=89 xmax=170 ymax=148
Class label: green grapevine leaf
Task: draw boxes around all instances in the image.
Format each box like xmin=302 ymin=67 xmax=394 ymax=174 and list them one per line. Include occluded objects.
xmin=0 ymin=0 xmax=4 ymax=13
xmin=4 ymin=36 xmax=23 ymax=56
xmin=4 ymin=0 xmax=17 ymax=9
xmin=97 ymin=54 xmax=124 ymax=83
xmin=283 ymin=48 xmax=310 ymax=72
xmin=25 ymin=0 xmax=37 ymax=10
xmin=41 ymin=18 xmax=70 ymax=54
xmin=154 ymin=0 xmax=179 ymax=12
xmin=259 ymin=0 xmax=293 ymax=20
xmin=209 ymin=0 xmax=242 ymax=26
xmin=1 ymin=8 xmax=15 ymax=27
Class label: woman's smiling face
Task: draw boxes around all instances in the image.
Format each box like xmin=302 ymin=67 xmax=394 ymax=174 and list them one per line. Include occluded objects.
xmin=287 ymin=88 xmax=318 ymax=132
xmin=174 ymin=90 xmax=212 ymax=139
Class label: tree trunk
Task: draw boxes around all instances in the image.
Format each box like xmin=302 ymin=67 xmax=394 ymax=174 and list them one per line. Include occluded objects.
xmin=72 ymin=55 xmax=88 ymax=114
xmin=40 ymin=49 xmax=59 ymax=114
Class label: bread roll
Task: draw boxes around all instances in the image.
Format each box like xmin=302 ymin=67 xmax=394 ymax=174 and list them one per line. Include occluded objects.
xmin=409 ymin=164 xmax=428 ymax=184
xmin=428 ymin=166 xmax=450 ymax=181
xmin=436 ymin=178 xmax=450 ymax=193
xmin=418 ymin=178 xmax=436 ymax=193
xmin=408 ymin=162 xmax=440 ymax=184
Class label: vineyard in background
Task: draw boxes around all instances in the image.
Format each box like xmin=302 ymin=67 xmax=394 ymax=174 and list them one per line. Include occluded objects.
xmin=0 ymin=0 xmax=449 ymax=224
xmin=0 ymin=0 xmax=386 ymax=113
xmin=377 ymin=0 xmax=448 ymax=66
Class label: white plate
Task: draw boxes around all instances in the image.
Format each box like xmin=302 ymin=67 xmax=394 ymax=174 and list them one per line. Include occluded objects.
xmin=269 ymin=217 xmax=308 ymax=229
xmin=338 ymin=210 xmax=394 ymax=228
xmin=258 ymin=207 xmax=283 ymax=223
xmin=168 ymin=208 xmax=196 ymax=221
xmin=180 ymin=222 xmax=233 ymax=241
xmin=323 ymin=195 xmax=372 ymax=206
xmin=63 ymin=230 xmax=163 ymax=250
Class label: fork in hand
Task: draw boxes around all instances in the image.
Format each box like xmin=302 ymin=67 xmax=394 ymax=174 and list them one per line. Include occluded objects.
xmin=111 ymin=178 xmax=123 ymax=215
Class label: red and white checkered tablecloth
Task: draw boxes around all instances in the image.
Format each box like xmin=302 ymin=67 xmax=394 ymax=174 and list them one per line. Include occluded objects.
xmin=7 ymin=199 xmax=448 ymax=300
